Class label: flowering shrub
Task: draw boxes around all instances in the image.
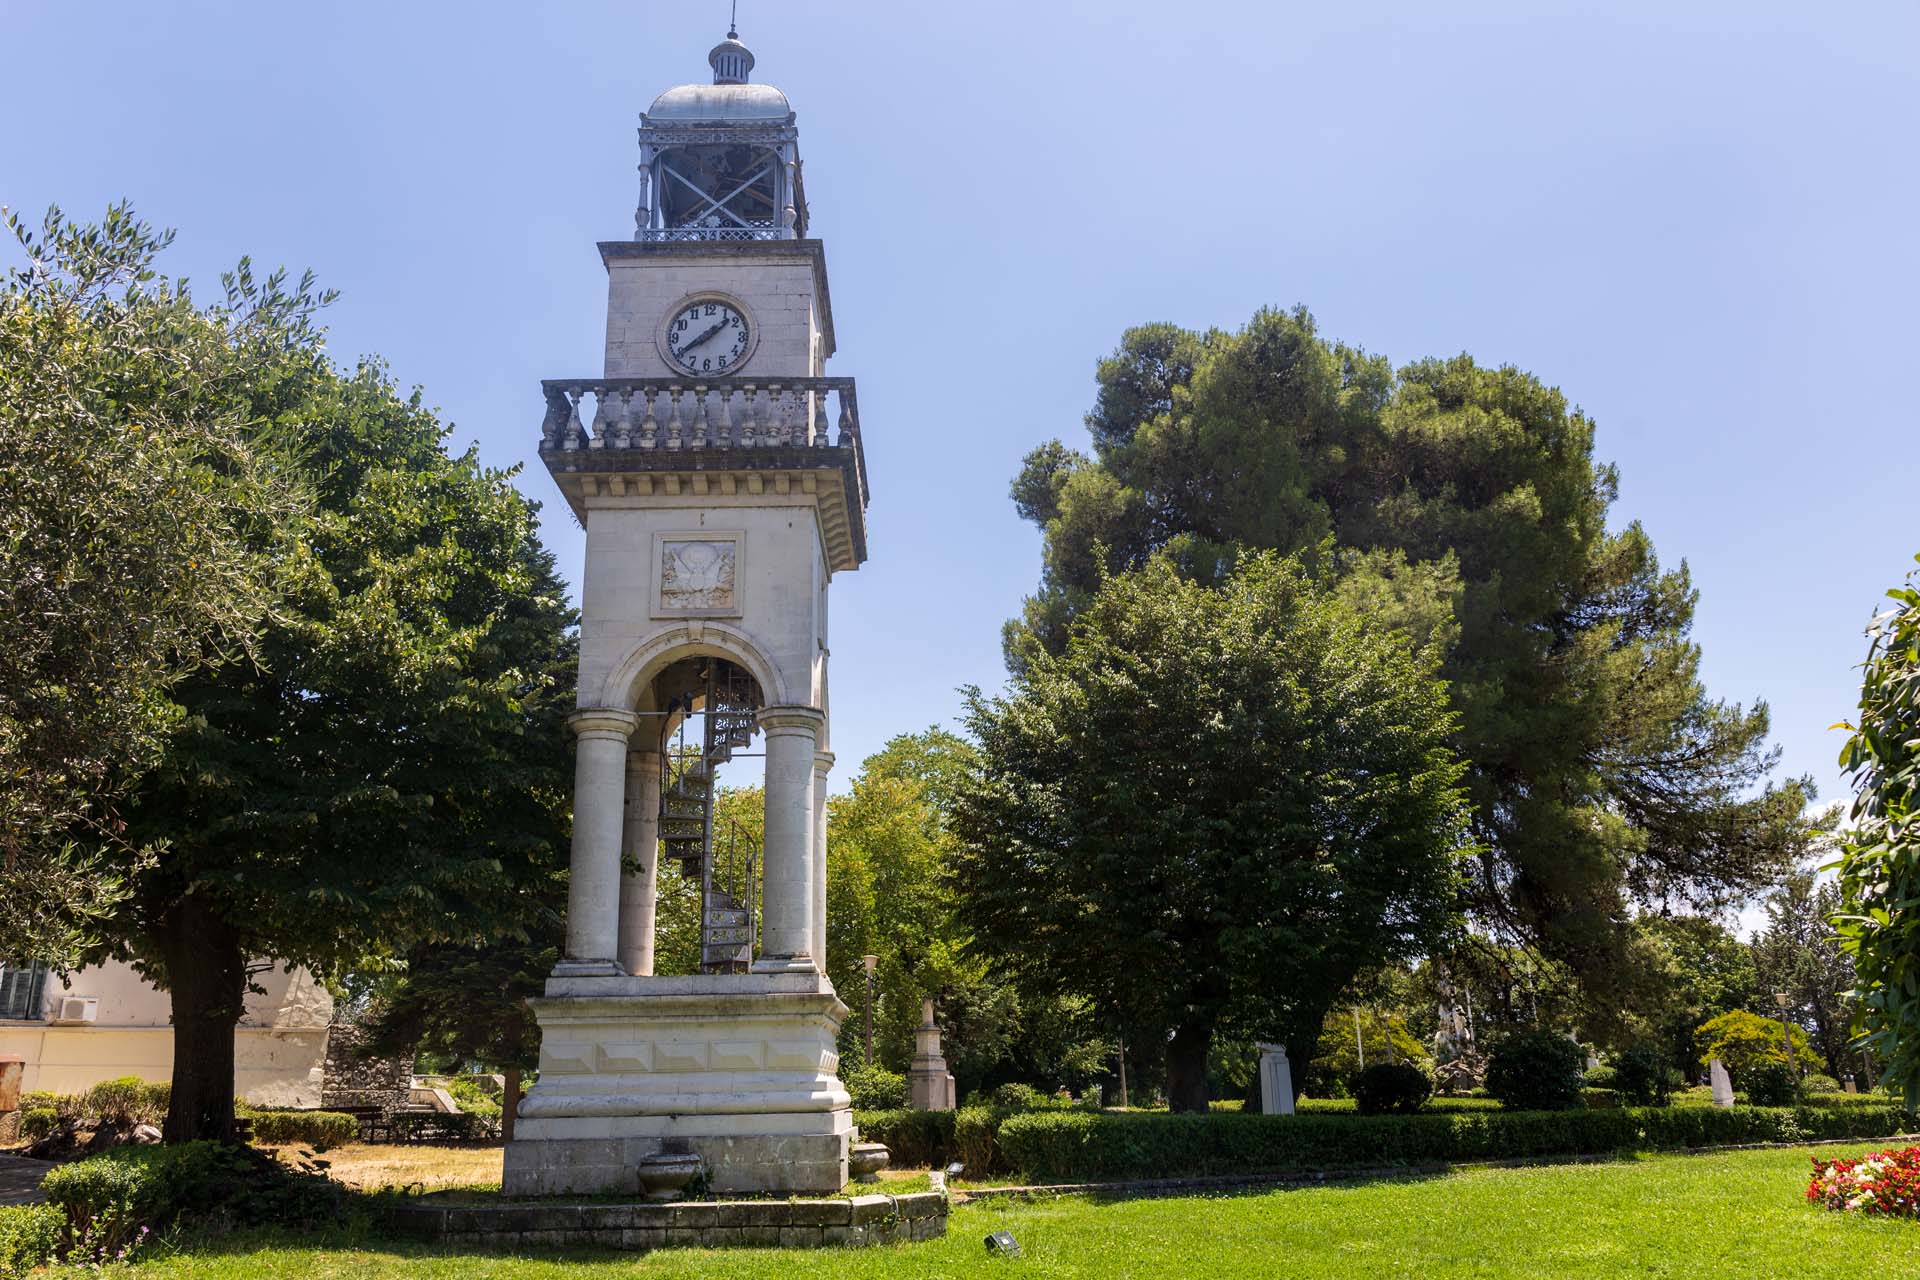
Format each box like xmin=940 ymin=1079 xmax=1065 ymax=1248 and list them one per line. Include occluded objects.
xmin=1808 ymin=1146 xmax=1920 ymax=1216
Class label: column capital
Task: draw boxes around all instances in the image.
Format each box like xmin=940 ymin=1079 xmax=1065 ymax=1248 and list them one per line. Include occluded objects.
xmin=812 ymin=750 xmax=835 ymax=774
xmin=757 ymin=704 xmax=825 ymax=735
xmin=569 ymin=707 xmax=640 ymax=741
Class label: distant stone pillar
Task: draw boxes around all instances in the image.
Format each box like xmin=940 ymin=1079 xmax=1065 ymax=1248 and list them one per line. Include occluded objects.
xmin=1710 ymin=1058 xmax=1735 ymax=1108
xmin=618 ymin=749 xmax=664 ymax=977
xmin=811 ymin=751 xmax=833 ymax=971
xmin=1257 ymin=1044 xmax=1296 ymax=1116
xmin=561 ymin=709 xmax=639 ymax=974
xmin=909 ymin=999 xmax=955 ymax=1110
xmin=753 ymin=706 xmax=822 ymax=973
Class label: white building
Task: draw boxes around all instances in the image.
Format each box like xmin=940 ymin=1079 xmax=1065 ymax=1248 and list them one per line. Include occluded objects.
xmin=0 ymin=960 xmax=333 ymax=1106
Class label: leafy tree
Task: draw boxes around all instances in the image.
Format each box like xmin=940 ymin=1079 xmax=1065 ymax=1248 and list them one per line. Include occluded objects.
xmin=1695 ymin=1008 xmax=1823 ymax=1079
xmin=1628 ymin=913 xmax=1760 ymax=1078
xmin=26 ymin=218 xmax=576 ymax=1140
xmin=1751 ymin=864 xmax=1859 ymax=1084
xmin=951 ymin=551 xmax=1473 ymax=1111
xmin=1009 ymin=307 xmax=1814 ymax=1010
xmin=1835 ymin=556 xmax=1920 ymax=1106
xmin=0 ymin=205 xmax=307 ymax=961
xmin=823 ymin=731 xmax=1031 ymax=1097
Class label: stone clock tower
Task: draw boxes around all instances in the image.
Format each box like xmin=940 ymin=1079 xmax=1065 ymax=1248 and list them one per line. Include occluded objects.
xmin=503 ymin=27 xmax=870 ymax=1197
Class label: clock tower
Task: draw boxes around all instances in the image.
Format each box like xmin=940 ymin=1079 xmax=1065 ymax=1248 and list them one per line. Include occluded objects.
xmin=504 ymin=27 xmax=870 ymax=1197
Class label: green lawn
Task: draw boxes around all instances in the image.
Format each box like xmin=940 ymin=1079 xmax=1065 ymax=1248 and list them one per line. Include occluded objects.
xmin=130 ymin=1143 xmax=1920 ymax=1279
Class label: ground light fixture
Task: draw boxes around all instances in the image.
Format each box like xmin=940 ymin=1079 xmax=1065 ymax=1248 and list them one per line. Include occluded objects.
xmin=985 ymin=1230 xmax=1023 ymax=1257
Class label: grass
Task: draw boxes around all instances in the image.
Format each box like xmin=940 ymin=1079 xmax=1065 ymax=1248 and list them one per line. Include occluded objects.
xmin=277 ymin=1144 xmax=506 ymax=1193
xmin=122 ymin=1141 xmax=1920 ymax=1278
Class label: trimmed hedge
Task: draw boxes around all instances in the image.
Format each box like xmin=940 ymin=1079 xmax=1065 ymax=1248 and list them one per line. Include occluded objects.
xmin=853 ymin=1105 xmax=1017 ymax=1175
xmin=244 ymin=1110 xmax=358 ymax=1151
xmin=996 ymin=1104 xmax=1920 ymax=1182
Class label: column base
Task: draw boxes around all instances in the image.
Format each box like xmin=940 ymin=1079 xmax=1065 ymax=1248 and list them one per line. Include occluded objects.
xmin=749 ymin=955 xmax=821 ymax=976
xmin=551 ymin=959 xmax=624 ymax=977
xmin=505 ymin=972 xmax=851 ymax=1197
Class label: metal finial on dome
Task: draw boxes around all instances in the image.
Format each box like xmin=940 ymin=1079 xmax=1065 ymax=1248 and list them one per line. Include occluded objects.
xmin=709 ymin=18 xmax=754 ymax=86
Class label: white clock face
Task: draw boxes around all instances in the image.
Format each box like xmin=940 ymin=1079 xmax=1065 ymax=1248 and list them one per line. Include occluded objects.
xmin=665 ymin=299 xmax=751 ymax=374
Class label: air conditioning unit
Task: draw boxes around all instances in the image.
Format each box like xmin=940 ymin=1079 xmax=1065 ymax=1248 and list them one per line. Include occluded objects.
xmin=51 ymin=996 xmax=98 ymax=1026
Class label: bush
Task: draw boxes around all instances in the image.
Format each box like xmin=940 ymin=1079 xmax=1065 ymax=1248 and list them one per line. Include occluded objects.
xmin=1352 ymin=1064 xmax=1432 ymax=1116
xmin=38 ymin=1153 xmax=150 ymax=1263
xmin=841 ymin=1064 xmax=908 ymax=1111
xmin=0 ymin=1204 xmax=62 ymax=1279
xmin=245 ymin=1110 xmax=358 ymax=1151
xmin=40 ymin=1141 xmax=338 ymax=1260
xmin=1485 ymin=1033 xmax=1587 ymax=1112
xmin=82 ymin=1076 xmax=157 ymax=1128
xmin=1803 ymin=1074 xmax=1842 ymax=1096
xmin=852 ymin=1106 xmax=1022 ymax=1176
xmin=19 ymin=1109 xmax=59 ymax=1141
xmin=995 ymin=1102 xmax=1920 ymax=1182
xmin=853 ymin=1109 xmax=957 ymax=1169
xmin=1584 ymin=1065 xmax=1619 ymax=1089
xmin=1746 ymin=1062 xmax=1799 ymax=1108
xmin=444 ymin=1076 xmax=503 ymax=1121
xmin=1611 ymin=1048 xmax=1672 ymax=1107
xmin=992 ymin=1083 xmax=1047 ymax=1112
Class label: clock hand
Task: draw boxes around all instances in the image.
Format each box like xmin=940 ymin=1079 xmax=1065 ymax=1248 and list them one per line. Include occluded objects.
xmin=680 ymin=321 xmax=728 ymax=354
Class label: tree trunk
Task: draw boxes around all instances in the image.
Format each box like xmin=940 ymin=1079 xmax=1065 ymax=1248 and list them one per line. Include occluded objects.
xmin=1241 ymin=1066 xmax=1263 ymax=1114
xmin=156 ymin=896 xmax=247 ymax=1144
xmin=502 ymin=1066 xmax=522 ymax=1145
xmin=1166 ymin=1020 xmax=1213 ymax=1114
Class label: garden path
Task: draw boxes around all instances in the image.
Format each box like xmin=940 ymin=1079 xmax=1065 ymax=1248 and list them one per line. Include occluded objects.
xmin=0 ymin=1153 xmax=50 ymax=1206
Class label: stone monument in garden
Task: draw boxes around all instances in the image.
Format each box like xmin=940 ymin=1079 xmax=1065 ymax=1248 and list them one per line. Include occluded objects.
xmin=503 ymin=27 xmax=871 ymax=1197
xmin=908 ymin=1000 xmax=956 ymax=1111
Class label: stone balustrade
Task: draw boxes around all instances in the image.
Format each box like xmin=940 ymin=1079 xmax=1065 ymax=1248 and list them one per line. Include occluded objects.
xmin=539 ymin=377 xmax=860 ymax=458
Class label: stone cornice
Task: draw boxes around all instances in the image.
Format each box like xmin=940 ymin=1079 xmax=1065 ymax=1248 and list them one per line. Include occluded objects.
xmin=542 ymin=448 xmax=868 ymax=572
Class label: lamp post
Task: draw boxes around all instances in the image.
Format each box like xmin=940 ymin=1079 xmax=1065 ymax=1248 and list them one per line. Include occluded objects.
xmin=1774 ymin=991 xmax=1799 ymax=1080
xmin=861 ymin=954 xmax=879 ymax=1067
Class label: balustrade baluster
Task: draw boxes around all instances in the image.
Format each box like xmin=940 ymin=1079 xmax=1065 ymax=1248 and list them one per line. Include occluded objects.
xmin=639 ymin=387 xmax=659 ymax=448
xmin=812 ymin=388 xmax=830 ymax=447
xmin=665 ymin=387 xmax=685 ymax=451
xmin=691 ymin=383 xmax=710 ymax=447
xmin=713 ymin=385 xmax=733 ymax=446
xmin=588 ymin=384 xmax=612 ymax=448
xmin=763 ymin=384 xmax=782 ymax=447
xmin=609 ymin=388 xmax=633 ymax=448
xmin=738 ymin=384 xmax=757 ymax=447
xmin=837 ymin=388 xmax=854 ymax=446
xmin=564 ymin=389 xmax=586 ymax=451
xmin=540 ymin=388 xmax=568 ymax=447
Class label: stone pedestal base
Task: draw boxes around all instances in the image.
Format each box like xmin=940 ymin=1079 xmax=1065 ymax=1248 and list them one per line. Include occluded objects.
xmin=504 ymin=972 xmax=852 ymax=1196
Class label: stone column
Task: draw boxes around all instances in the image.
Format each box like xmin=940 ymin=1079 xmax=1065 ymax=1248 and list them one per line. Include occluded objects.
xmin=1256 ymin=1043 xmax=1296 ymax=1116
xmin=618 ymin=749 xmax=664 ymax=977
xmin=559 ymin=708 xmax=639 ymax=975
xmin=753 ymin=705 xmax=822 ymax=974
xmin=811 ymin=751 xmax=833 ymax=972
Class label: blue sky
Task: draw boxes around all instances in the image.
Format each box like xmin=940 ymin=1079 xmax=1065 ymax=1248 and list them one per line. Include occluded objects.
xmin=6 ymin=1 xmax=1914 ymax=827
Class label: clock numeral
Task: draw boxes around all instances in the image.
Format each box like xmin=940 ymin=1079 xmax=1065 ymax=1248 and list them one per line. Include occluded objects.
xmin=717 ymin=356 xmax=730 ymax=369
xmin=705 ymin=303 xmax=717 ymax=316
xmin=702 ymin=357 xmax=712 ymax=371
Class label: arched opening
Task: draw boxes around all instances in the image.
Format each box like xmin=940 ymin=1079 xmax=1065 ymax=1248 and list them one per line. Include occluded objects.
xmin=647 ymin=656 xmax=762 ymax=974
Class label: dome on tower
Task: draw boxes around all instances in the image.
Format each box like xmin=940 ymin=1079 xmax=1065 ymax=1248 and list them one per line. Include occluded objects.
xmin=645 ymin=27 xmax=792 ymax=123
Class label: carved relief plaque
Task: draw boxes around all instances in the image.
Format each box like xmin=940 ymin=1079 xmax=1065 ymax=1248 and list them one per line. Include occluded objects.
xmin=660 ymin=538 xmax=737 ymax=612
